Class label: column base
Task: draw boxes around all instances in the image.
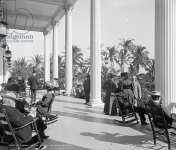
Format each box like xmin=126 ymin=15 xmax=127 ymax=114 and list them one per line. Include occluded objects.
xmin=65 ymin=90 xmax=71 ymax=96
xmin=168 ymin=103 xmax=176 ymax=114
xmin=171 ymin=108 xmax=176 ymax=114
xmin=64 ymin=93 xmax=71 ymax=96
xmin=88 ymin=97 xmax=104 ymax=108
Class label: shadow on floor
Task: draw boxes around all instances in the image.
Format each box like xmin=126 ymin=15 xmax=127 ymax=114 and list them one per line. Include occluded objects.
xmin=53 ymin=110 xmax=116 ymax=125
xmin=80 ymin=132 xmax=167 ymax=150
xmin=55 ymin=99 xmax=84 ymax=105
xmin=64 ymin=106 xmax=103 ymax=115
xmin=53 ymin=108 xmax=175 ymax=149
xmin=53 ymin=110 xmax=140 ymax=128
xmin=44 ymin=139 xmax=91 ymax=150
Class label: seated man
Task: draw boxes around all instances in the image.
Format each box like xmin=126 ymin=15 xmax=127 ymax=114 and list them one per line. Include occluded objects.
xmin=147 ymin=91 xmax=176 ymax=127
xmin=1 ymin=91 xmax=29 ymax=114
xmin=0 ymin=92 xmax=49 ymax=145
xmin=36 ymin=92 xmax=57 ymax=122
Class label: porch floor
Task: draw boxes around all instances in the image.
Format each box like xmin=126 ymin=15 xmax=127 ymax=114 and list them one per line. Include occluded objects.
xmin=43 ymin=95 xmax=170 ymax=150
xmin=0 ymin=94 xmax=174 ymax=150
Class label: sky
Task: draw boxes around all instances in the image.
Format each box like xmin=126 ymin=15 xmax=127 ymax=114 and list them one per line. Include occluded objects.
xmin=7 ymin=0 xmax=155 ymax=60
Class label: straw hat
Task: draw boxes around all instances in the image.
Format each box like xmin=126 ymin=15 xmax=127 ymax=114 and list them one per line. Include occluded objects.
xmin=151 ymin=91 xmax=161 ymax=96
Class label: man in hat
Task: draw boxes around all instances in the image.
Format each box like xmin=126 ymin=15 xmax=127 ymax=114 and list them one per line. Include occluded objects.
xmin=147 ymin=91 xmax=176 ymax=126
xmin=28 ymin=71 xmax=38 ymax=104
xmin=102 ymin=73 xmax=117 ymax=115
xmin=83 ymin=74 xmax=90 ymax=104
xmin=132 ymin=76 xmax=148 ymax=125
xmin=0 ymin=92 xmax=49 ymax=145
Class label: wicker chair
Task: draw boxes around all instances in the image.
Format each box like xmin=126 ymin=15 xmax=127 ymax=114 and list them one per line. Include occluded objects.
xmin=148 ymin=103 xmax=176 ymax=150
xmin=0 ymin=108 xmax=41 ymax=150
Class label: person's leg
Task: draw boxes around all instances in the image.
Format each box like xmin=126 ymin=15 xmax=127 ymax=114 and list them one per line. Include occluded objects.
xmin=137 ymin=107 xmax=147 ymax=125
xmin=31 ymin=89 xmax=34 ymax=104
xmin=34 ymin=90 xmax=37 ymax=103
xmin=85 ymin=94 xmax=89 ymax=103
xmin=104 ymin=101 xmax=109 ymax=115
xmin=109 ymin=96 xmax=115 ymax=115
xmin=36 ymin=118 xmax=48 ymax=140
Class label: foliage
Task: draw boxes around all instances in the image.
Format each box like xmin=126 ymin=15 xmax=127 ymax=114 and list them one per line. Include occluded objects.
xmin=72 ymin=46 xmax=89 ymax=96
xmin=116 ymin=39 xmax=135 ymax=72
xmin=30 ymin=54 xmax=44 ymax=79
xmin=145 ymin=59 xmax=155 ymax=82
xmin=11 ymin=39 xmax=155 ymax=98
xmin=130 ymin=45 xmax=150 ymax=75
xmin=11 ymin=57 xmax=32 ymax=80
xmin=58 ymin=55 xmax=65 ymax=89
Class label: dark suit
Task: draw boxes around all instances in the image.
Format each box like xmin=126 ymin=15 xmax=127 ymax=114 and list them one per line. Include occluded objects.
xmin=28 ymin=75 xmax=38 ymax=103
xmin=37 ymin=93 xmax=54 ymax=117
xmin=103 ymin=79 xmax=117 ymax=115
xmin=83 ymin=77 xmax=90 ymax=103
xmin=1 ymin=105 xmax=46 ymax=143
xmin=2 ymin=105 xmax=33 ymax=143
xmin=41 ymin=93 xmax=54 ymax=107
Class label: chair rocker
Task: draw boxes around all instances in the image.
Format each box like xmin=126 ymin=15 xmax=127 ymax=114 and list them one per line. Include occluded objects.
xmin=115 ymin=96 xmax=138 ymax=125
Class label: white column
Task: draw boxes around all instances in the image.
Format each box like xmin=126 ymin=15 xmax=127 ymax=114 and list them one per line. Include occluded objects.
xmin=89 ymin=0 xmax=102 ymax=106
xmin=155 ymin=0 xmax=176 ymax=113
xmin=65 ymin=6 xmax=73 ymax=95
xmin=52 ymin=23 xmax=58 ymax=82
xmin=43 ymin=32 xmax=50 ymax=82
xmin=0 ymin=47 xmax=3 ymax=84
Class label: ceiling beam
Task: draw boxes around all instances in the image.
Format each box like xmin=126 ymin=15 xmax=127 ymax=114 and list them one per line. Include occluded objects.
xmin=27 ymin=0 xmax=65 ymax=6
xmin=7 ymin=9 xmax=52 ymax=21
xmin=8 ymin=24 xmax=43 ymax=32
xmin=43 ymin=7 xmax=65 ymax=33
xmin=43 ymin=0 xmax=77 ymax=34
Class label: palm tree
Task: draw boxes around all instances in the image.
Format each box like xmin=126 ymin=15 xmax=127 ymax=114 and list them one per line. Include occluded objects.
xmin=145 ymin=59 xmax=155 ymax=82
xmin=31 ymin=54 xmax=44 ymax=69
xmin=11 ymin=57 xmax=31 ymax=79
xmin=30 ymin=54 xmax=44 ymax=78
xmin=58 ymin=55 xmax=65 ymax=71
xmin=72 ymin=46 xmax=84 ymax=91
xmin=116 ymin=39 xmax=135 ymax=73
xmin=72 ymin=45 xmax=83 ymax=66
xmin=101 ymin=49 xmax=109 ymax=64
xmin=131 ymin=45 xmax=150 ymax=74
xmin=106 ymin=46 xmax=119 ymax=68
xmin=58 ymin=55 xmax=65 ymax=88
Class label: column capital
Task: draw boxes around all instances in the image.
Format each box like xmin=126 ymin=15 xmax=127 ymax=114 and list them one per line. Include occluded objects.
xmin=43 ymin=30 xmax=48 ymax=36
xmin=63 ymin=4 xmax=74 ymax=13
xmin=51 ymin=20 xmax=57 ymax=28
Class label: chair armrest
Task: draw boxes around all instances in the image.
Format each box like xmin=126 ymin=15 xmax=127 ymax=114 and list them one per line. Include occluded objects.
xmin=14 ymin=118 xmax=38 ymax=131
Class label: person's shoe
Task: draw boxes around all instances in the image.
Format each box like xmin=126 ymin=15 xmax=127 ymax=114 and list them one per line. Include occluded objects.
xmin=141 ymin=122 xmax=148 ymax=126
xmin=43 ymin=135 xmax=49 ymax=139
xmin=42 ymin=134 xmax=50 ymax=139
xmin=35 ymin=145 xmax=47 ymax=150
xmin=87 ymin=102 xmax=92 ymax=107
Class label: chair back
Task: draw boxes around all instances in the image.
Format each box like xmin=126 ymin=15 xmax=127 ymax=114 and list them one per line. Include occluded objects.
xmin=149 ymin=102 xmax=171 ymax=129
xmin=0 ymin=105 xmax=42 ymax=149
xmin=148 ymin=101 xmax=173 ymax=150
xmin=0 ymin=107 xmax=19 ymax=145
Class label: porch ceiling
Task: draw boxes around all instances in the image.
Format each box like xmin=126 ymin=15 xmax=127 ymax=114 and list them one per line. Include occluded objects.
xmin=6 ymin=0 xmax=77 ymax=33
